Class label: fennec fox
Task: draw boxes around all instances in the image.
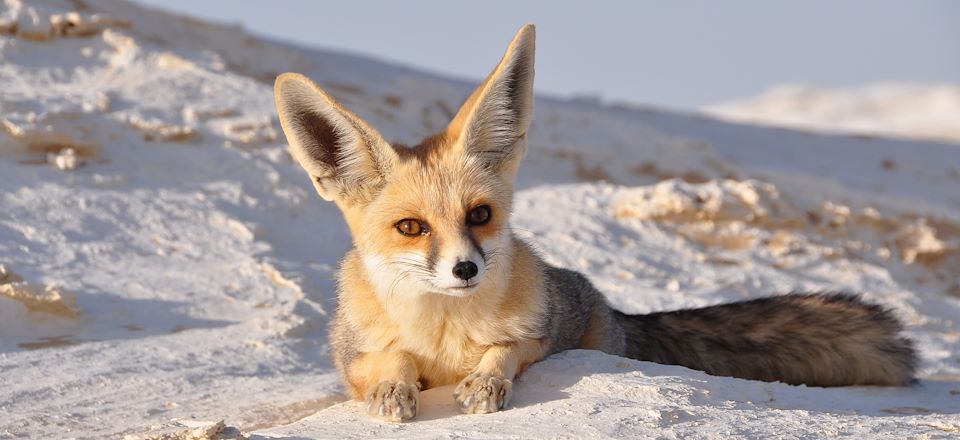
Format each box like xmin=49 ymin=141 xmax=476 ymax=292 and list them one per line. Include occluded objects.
xmin=274 ymin=24 xmax=916 ymax=422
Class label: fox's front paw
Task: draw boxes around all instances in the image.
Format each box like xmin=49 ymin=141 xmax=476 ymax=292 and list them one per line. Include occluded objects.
xmin=365 ymin=381 xmax=419 ymax=422
xmin=453 ymin=372 xmax=513 ymax=414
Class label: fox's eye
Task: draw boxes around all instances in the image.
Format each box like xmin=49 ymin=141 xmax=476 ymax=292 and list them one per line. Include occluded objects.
xmin=467 ymin=205 xmax=491 ymax=226
xmin=396 ymin=219 xmax=425 ymax=236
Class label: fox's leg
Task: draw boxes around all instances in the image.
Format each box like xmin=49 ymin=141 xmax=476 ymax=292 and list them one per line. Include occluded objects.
xmin=347 ymin=351 xmax=420 ymax=422
xmin=454 ymin=339 xmax=545 ymax=414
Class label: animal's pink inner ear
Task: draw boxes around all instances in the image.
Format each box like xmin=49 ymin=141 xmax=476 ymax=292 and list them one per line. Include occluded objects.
xmin=292 ymin=101 xmax=345 ymax=171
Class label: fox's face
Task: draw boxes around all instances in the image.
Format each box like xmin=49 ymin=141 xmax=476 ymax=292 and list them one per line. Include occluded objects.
xmin=275 ymin=26 xmax=535 ymax=299
xmin=357 ymin=150 xmax=514 ymax=297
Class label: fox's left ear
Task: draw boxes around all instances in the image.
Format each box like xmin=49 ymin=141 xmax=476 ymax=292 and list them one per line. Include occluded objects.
xmin=447 ymin=24 xmax=535 ymax=180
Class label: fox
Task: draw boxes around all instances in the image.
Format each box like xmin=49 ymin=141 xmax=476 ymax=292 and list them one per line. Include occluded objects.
xmin=273 ymin=24 xmax=916 ymax=422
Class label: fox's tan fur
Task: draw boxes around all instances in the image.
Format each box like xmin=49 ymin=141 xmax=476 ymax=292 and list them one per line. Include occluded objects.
xmin=274 ymin=24 xmax=916 ymax=422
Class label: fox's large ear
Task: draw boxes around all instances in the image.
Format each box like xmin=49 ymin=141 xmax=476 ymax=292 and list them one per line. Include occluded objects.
xmin=275 ymin=73 xmax=398 ymax=203
xmin=447 ymin=24 xmax=535 ymax=179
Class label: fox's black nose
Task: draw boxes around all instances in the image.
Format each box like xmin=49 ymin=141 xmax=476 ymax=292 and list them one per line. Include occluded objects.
xmin=452 ymin=261 xmax=479 ymax=281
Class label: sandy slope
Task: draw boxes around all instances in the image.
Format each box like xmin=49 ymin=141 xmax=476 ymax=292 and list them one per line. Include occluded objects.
xmin=1 ymin=1 xmax=959 ymax=438
xmin=704 ymin=83 xmax=960 ymax=144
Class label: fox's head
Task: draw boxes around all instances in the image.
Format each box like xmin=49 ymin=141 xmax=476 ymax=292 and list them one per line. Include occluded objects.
xmin=275 ymin=25 xmax=535 ymax=299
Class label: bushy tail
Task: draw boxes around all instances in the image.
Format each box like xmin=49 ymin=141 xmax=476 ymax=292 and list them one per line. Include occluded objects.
xmin=614 ymin=293 xmax=916 ymax=386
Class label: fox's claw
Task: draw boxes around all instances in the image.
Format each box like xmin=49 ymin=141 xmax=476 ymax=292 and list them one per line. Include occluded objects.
xmin=454 ymin=372 xmax=512 ymax=414
xmin=365 ymin=380 xmax=419 ymax=422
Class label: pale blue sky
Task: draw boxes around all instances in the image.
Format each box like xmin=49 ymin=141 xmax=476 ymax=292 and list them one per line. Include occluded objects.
xmin=133 ymin=0 xmax=960 ymax=110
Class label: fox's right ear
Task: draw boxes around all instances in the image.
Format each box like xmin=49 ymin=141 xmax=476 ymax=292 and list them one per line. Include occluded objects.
xmin=275 ymin=73 xmax=398 ymax=203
